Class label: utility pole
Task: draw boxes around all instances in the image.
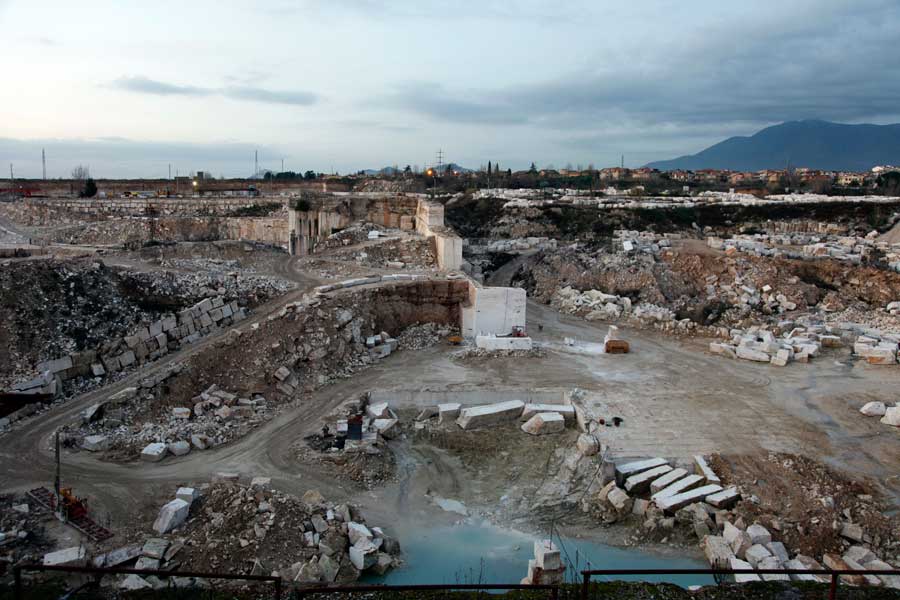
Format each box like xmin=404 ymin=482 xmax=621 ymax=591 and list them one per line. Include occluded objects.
xmin=281 ymin=158 xmax=284 ymax=173
xmin=42 ymin=149 xmax=47 ymax=180
xmin=621 ymin=154 xmax=624 ymax=169
xmin=9 ymin=163 xmax=13 ymax=182
xmin=254 ymin=150 xmax=259 ymax=179
xmin=168 ymin=164 xmax=171 ymax=180
xmin=54 ymin=431 xmax=61 ymax=520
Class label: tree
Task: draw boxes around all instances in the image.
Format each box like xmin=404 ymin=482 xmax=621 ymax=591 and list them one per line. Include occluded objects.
xmin=304 ymin=170 xmax=317 ymax=180
xmin=404 ymin=165 xmax=412 ymax=174
xmin=507 ymin=168 xmax=512 ymax=177
xmin=80 ymin=178 xmax=97 ymax=198
xmin=529 ymin=162 xmax=537 ymax=174
xmin=71 ymin=165 xmax=90 ymax=180
xmin=487 ymin=161 xmax=492 ymax=176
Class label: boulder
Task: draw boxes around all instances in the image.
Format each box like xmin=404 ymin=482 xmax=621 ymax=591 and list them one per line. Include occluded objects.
xmin=167 ymin=441 xmax=191 ymax=456
xmin=319 ymin=554 xmax=340 ymax=582
xmin=765 ymin=541 xmax=790 ymax=564
xmin=534 ymin=540 xmax=562 ymax=570
xmin=372 ymin=552 xmax=393 ymax=575
xmin=349 ymin=539 xmax=378 ymax=570
xmin=840 ymin=522 xmax=865 ymax=543
xmin=521 ymin=403 xmax=576 ymax=422
xmin=521 ymin=412 xmax=566 ymax=435
xmin=366 ymin=402 xmax=390 ymax=419
xmin=758 ymin=556 xmax=790 ymax=581
xmin=153 ymin=498 xmax=191 ymax=534
xmin=606 ymin=486 xmax=632 ymax=514
xmin=576 ymin=433 xmax=601 ymax=456
xmin=81 ymin=402 xmax=105 ymax=424
xmin=746 ymin=523 xmax=772 ymax=545
xmin=822 ymin=554 xmax=868 ymax=586
xmin=705 ymin=487 xmax=740 ymax=509
xmin=347 ymin=522 xmax=374 ymax=546
xmin=373 ymin=418 xmax=400 ymax=439
xmin=172 ymin=407 xmax=191 ymax=419
xmin=859 ymin=402 xmax=887 ymax=417
xmin=615 ymin=458 xmax=669 ymax=486
xmin=190 ymin=434 xmax=211 ymax=450
xmin=624 ymin=465 xmax=673 ymax=495
xmin=140 ymin=442 xmax=168 ymax=462
xmin=141 ymin=538 xmax=170 ymax=559
xmin=843 ymin=545 xmax=876 ymax=566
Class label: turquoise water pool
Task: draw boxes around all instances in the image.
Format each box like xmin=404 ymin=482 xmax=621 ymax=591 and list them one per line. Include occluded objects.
xmin=363 ymin=521 xmax=715 ymax=588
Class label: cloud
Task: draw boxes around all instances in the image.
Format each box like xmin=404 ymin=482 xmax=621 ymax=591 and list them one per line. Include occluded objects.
xmin=112 ymin=76 xmax=210 ymax=97
xmin=109 ymin=76 xmax=318 ymax=106
xmin=373 ymin=0 xmax=900 ymax=150
xmin=223 ymin=86 xmax=316 ymax=106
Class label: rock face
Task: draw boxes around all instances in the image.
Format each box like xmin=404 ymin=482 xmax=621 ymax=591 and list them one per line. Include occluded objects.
xmin=153 ymin=499 xmax=191 ymax=534
xmin=521 ymin=412 xmax=566 ymax=435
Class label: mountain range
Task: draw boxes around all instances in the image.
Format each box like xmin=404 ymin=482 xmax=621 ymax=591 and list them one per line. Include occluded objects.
xmin=646 ymin=120 xmax=900 ymax=172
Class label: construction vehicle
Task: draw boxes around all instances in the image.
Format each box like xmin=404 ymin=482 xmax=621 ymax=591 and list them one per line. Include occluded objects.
xmin=27 ymin=431 xmax=113 ymax=541
xmin=501 ymin=325 xmax=527 ymax=338
xmin=447 ymin=335 xmax=463 ymax=346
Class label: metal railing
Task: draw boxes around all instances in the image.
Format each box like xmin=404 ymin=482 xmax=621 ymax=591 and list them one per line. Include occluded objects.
xmin=9 ymin=563 xmax=900 ymax=599
xmin=12 ymin=564 xmax=282 ymax=598
xmin=580 ymin=567 xmax=900 ymax=600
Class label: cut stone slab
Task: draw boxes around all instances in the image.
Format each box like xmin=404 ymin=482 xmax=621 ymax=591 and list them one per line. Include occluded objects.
xmin=792 ymin=554 xmax=830 ymax=583
xmin=655 ymin=484 xmax=722 ymax=513
xmin=859 ymin=401 xmax=887 ymax=417
xmin=534 ymin=540 xmax=562 ymax=570
xmin=521 ymin=412 xmax=566 ymax=435
xmin=867 ymin=559 xmax=900 ymax=589
xmin=176 ymin=487 xmax=200 ymax=505
xmin=650 ymin=468 xmax=689 ymax=494
xmin=822 ymin=554 xmax=868 ymax=586
xmin=784 ymin=558 xmax=821 ymax=582
xmin=82 ymin=434 xmax=109 ymax=452
xmin=842 ymin=556 xmax=883 ymax=587
xmin=729 ymin=557 xmax=760 ymax=583
xmin=135 ymin=556 xmax=160 ymax=570
xmin=705 ymin=487 xmax=740 ymax=509
xmin=651 ymin=474 xmax=705 ymax=502
xmin=457 ymin=400 xmax=525 ymax=429
xmin=693 ymin=455 xmax=721 ymax=485
xmin=615 ymin=457 xmax=669 ymax=486
xmin=758 ymin=556 xmax=790 ymax=581
xmin=141 ymin=538 xmax=170 ymax=559
xmin=843 ymin=545 xmax=877 ymax=566
xmin=840 ymin=522 xmax=864 ymax=543
xmin=172 ymin=407 xmax=191 ymax=419
xmin=93 ymin=545 xmax=142 ymax=568
xmin=624 ymin=464 xmax=673 ymax=495
xmin=881 ymin=406 xmax=900 ymax=427
xmin=746 ymin=523 xmax=772 ymax=545
xmin=765 ymin=541 xmax=790 ymax=564
xmin=725 ymin=526 xmax=752 ymax=559
xmin=120 ymin=575 xmax=152 ymax=591
xmin=153 ymin=498 xmax=190 ymax=534
xmin=437 ymin=403 xmax=461 ymax=424
xmin=373 ymin=418 xmax=399 ymax=439
xmin=43 ymin=546 xmax=87 ymax=566
xmin=81 ymin=402 xmax=105 ymax=424
xmin=140 ymin=442 xmax=168 ymax=462
xmin=521 ymin=403 xmax=576 ymax=422
xmin=702 ymin=535 xmax=735 ymax=569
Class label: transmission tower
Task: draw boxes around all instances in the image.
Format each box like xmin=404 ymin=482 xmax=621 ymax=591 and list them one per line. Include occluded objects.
xmin=436 ymin=149 xmax=444 ymax=174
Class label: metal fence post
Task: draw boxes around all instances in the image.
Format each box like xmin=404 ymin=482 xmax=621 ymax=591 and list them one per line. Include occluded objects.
xmin=274 ymin=577 xmax=282 ymax=600
xmin=13 ymin=564 xmax=22 ymax=600
xmin=829 ymin=572 xmax=838 ymax=600
xmin=549 ymin=584 xmax=559 ymax=600
xmin=581 ymin=571 xmax=590 ymax=600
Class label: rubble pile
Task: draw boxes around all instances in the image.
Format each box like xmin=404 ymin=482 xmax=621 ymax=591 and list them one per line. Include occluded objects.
xmin=708 ymin=231 xmax=900 ymax=272
xmin=587 ymin=454 xmax=900 ymax=588
xmin=0 ymin=495 xmax=49 ymax=569
xmin=554 ymin=286 xmax=687 ymax=332
xmin=73 ymin=371 xmax=273 ymax=458
xmin=315 ymin=223 xmax=381 ymax=251
xmin=1 ymin=259 xmax=292 ymax=397
xmin=709 ymin=320 xmax=841 ymax=366
xmin=159 ymin=257 xmax=249 ymax=274
xmin=165 ymin=482 xmax=402 ymax=583
xmin=330 ymin=237 xmax=437 ymax=270
xmin=70 ymin=280 xmax=468 ymax=457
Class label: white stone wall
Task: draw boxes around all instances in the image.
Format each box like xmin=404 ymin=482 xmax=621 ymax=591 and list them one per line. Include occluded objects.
xmin=461 ymin=284 xmax=527 ymax=338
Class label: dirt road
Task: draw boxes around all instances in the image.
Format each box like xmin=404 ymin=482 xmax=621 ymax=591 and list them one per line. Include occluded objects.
xmin=2 ymin=291 xmax=899 ymax=539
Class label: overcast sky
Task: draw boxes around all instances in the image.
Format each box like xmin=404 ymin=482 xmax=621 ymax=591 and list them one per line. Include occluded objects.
xmin=2 ymin=0 xmax=900 ymax=178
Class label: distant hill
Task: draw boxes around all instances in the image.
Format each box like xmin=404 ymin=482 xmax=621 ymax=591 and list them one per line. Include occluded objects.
xmin=646 ymin=120 xmax=900 ymax=172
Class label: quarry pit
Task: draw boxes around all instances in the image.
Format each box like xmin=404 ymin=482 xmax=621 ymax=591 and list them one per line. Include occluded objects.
xmin=0 ymin=189 xmax=899 ymax=592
